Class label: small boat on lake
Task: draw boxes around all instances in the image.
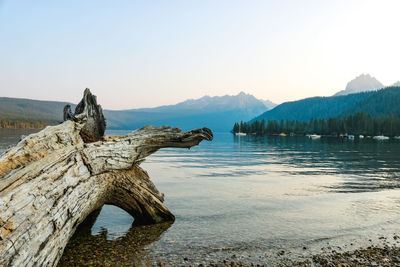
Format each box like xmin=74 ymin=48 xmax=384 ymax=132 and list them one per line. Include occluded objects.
xmin=348 ymin=135 xmax=355 ymax=140
xmin=373 ymin=135 xmax=389 ymax=140
xmin=279 ymin=133 xmax=287 ymax=136
xmin=307 ymin=134 xmax=321 ymax=139
xmin=359 ymin=135 xmax=364 ymax=139
xmin=235 ymin=124 xmax=247 ymax=136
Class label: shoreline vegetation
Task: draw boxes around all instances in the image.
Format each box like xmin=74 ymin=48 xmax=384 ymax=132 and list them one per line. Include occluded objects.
xmin=0 ymin=119 xmax=56 ymax=129
xmin=233 ymin=112 xmax=400 ymax=138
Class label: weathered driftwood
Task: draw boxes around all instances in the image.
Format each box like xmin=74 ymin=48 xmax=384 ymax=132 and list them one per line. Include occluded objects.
xmin=0 ymin=89 xmax=213 ymax=266
xmin=64 ymin=88 xmax=107 ymax=142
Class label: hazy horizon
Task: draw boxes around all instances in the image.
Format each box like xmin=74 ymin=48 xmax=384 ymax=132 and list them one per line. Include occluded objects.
xmin=0 ymin=90 xmax=274 ymax=111
xmin=1 ymin=0 xmax=400 ymax=109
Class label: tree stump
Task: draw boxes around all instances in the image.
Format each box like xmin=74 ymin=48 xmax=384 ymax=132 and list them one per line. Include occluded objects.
xmin=0 ymin=89 xmax=213 ymax=266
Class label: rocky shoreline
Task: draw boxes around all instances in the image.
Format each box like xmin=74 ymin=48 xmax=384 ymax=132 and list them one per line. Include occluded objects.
xmin=307 ymin=245 xmax=400 ymax=266
xmin=154 ymin=243 xmax=400 ymax=267
xmin=59 ymin=222 xmax=400 ymax=267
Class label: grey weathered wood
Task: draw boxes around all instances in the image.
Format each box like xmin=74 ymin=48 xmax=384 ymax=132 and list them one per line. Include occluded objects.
xmin=64 ymin=88 xmax=107 ymax=142
xmin=0 ymin=89 xmax=213 ymax=266
xmin=62 ymin=105 xmax=74 ymax=122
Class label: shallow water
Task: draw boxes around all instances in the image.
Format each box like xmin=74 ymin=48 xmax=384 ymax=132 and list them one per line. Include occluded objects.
xmin=0 ymin=128 xmax=38 ymax=154
xmin=2 ymin=129 xmax=400 ymax=265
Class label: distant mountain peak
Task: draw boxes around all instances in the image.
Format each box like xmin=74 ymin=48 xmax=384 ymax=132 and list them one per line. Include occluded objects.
xmin=260 ymin=99 xmax=277 ymax=110
xmin=104 ymin=91 xmax=278 ymax=131
xmin=233 ymin=91 xmax=276 ymax=109
xmin=334 ymin=74 xmax=384 ymax=96
xmin=391 ymin=81 xmax=400 ymax=87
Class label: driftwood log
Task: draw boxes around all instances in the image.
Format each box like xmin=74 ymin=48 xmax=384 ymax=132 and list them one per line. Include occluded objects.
xmin=0 ymin=89 xmax=213 ymax=266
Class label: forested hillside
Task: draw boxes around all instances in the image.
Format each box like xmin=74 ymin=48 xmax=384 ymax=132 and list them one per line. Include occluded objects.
xmin=0 ymin=97 xmax=70 ymax=128
xmin=0 ymin=97 xmax=68 ymax=123
xmin=252 ymin=92 xmax=374 ymax=122
xmin=235 ymin=113 xmax=400 ymax=137
xmin=239 ymin=87 xmax=400 ymax=136
xmin=341 ymin=86 xmax=400 ymax=117
xmin=252 ymin=87 xmax=400 ymax=123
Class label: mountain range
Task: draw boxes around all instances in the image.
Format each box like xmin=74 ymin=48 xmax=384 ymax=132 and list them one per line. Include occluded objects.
xmin=2 ymin=73 xmax=399 ymax=132
xmin=0 ymin=92 xmax=275 ymax=132
xmin=105 ymin=92 xmax=274 ymax=131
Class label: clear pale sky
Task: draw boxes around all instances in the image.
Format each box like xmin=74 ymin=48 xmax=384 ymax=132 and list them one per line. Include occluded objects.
xmin=1 ymin=0 xmax=399 ymax=110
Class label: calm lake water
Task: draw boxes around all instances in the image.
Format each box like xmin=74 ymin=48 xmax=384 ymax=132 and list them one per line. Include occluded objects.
xmin=2 ymin=129 xmax=400 ymax=265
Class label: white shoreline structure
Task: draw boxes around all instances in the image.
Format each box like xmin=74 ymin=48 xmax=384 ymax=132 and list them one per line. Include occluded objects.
xmin=373 ymin=135 xmax=389 ymax=140
xmin=235 ymin=124 xmax=247 ymax=136
xmin=307 ymin=134 xmax=321 ymax=139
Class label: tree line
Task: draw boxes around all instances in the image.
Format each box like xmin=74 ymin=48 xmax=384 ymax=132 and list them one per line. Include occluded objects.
xmin=233 ymin=113 xmax=400 ymax=137
xmin=0 ymin=119 xmax=50 ymax=129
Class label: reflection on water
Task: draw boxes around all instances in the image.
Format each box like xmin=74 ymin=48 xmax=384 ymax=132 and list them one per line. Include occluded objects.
xmin=2 ymin=130 xmax=400 ymax=265
xmin=229 ymin=135 xmax=400 ymax=193
xmin=59 ymin=206 xmax=172 ymax=266
xmin=140 ymin=134 xmax=400 ymax=264
xmin=91 ymin=205 xmax=134 ymax=240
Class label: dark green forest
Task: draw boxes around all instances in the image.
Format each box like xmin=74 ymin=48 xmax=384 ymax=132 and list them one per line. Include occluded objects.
xmin=233 ymin=113 xmax=400 ymax=137
xmin=0 ymin=97 xmax=67 ymax=123
xmin=251 ymin=92 xmax=374 ymax=122
xmin=252 ymin=86 xmax=400 ymax=123
xmin=341 ymin=86 xmax=400 ymax=117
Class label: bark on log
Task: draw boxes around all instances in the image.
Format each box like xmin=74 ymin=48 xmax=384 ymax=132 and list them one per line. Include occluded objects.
xmin=0 ymin=89 xmax=213 ymax=266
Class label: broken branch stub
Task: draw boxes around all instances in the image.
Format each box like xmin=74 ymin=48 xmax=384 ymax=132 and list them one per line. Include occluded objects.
xmin=64 ymin=88 xmax=107 ymax=143
xmin=0 ymin=89 xmax=213 ymax=266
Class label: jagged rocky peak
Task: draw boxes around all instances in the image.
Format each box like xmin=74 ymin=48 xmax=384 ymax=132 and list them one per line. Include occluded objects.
xmin=391 ymin=81 xmax=400 ymax=87
xmin=172 ymin=91 xmax=274 ymax=111
xmin=235 ymin=91 xmax=276 ymax=109
xmin=334 ymin=74 xmax=384 ymax=96
xmin=260 ymin=99 xmax=276 ymax=110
